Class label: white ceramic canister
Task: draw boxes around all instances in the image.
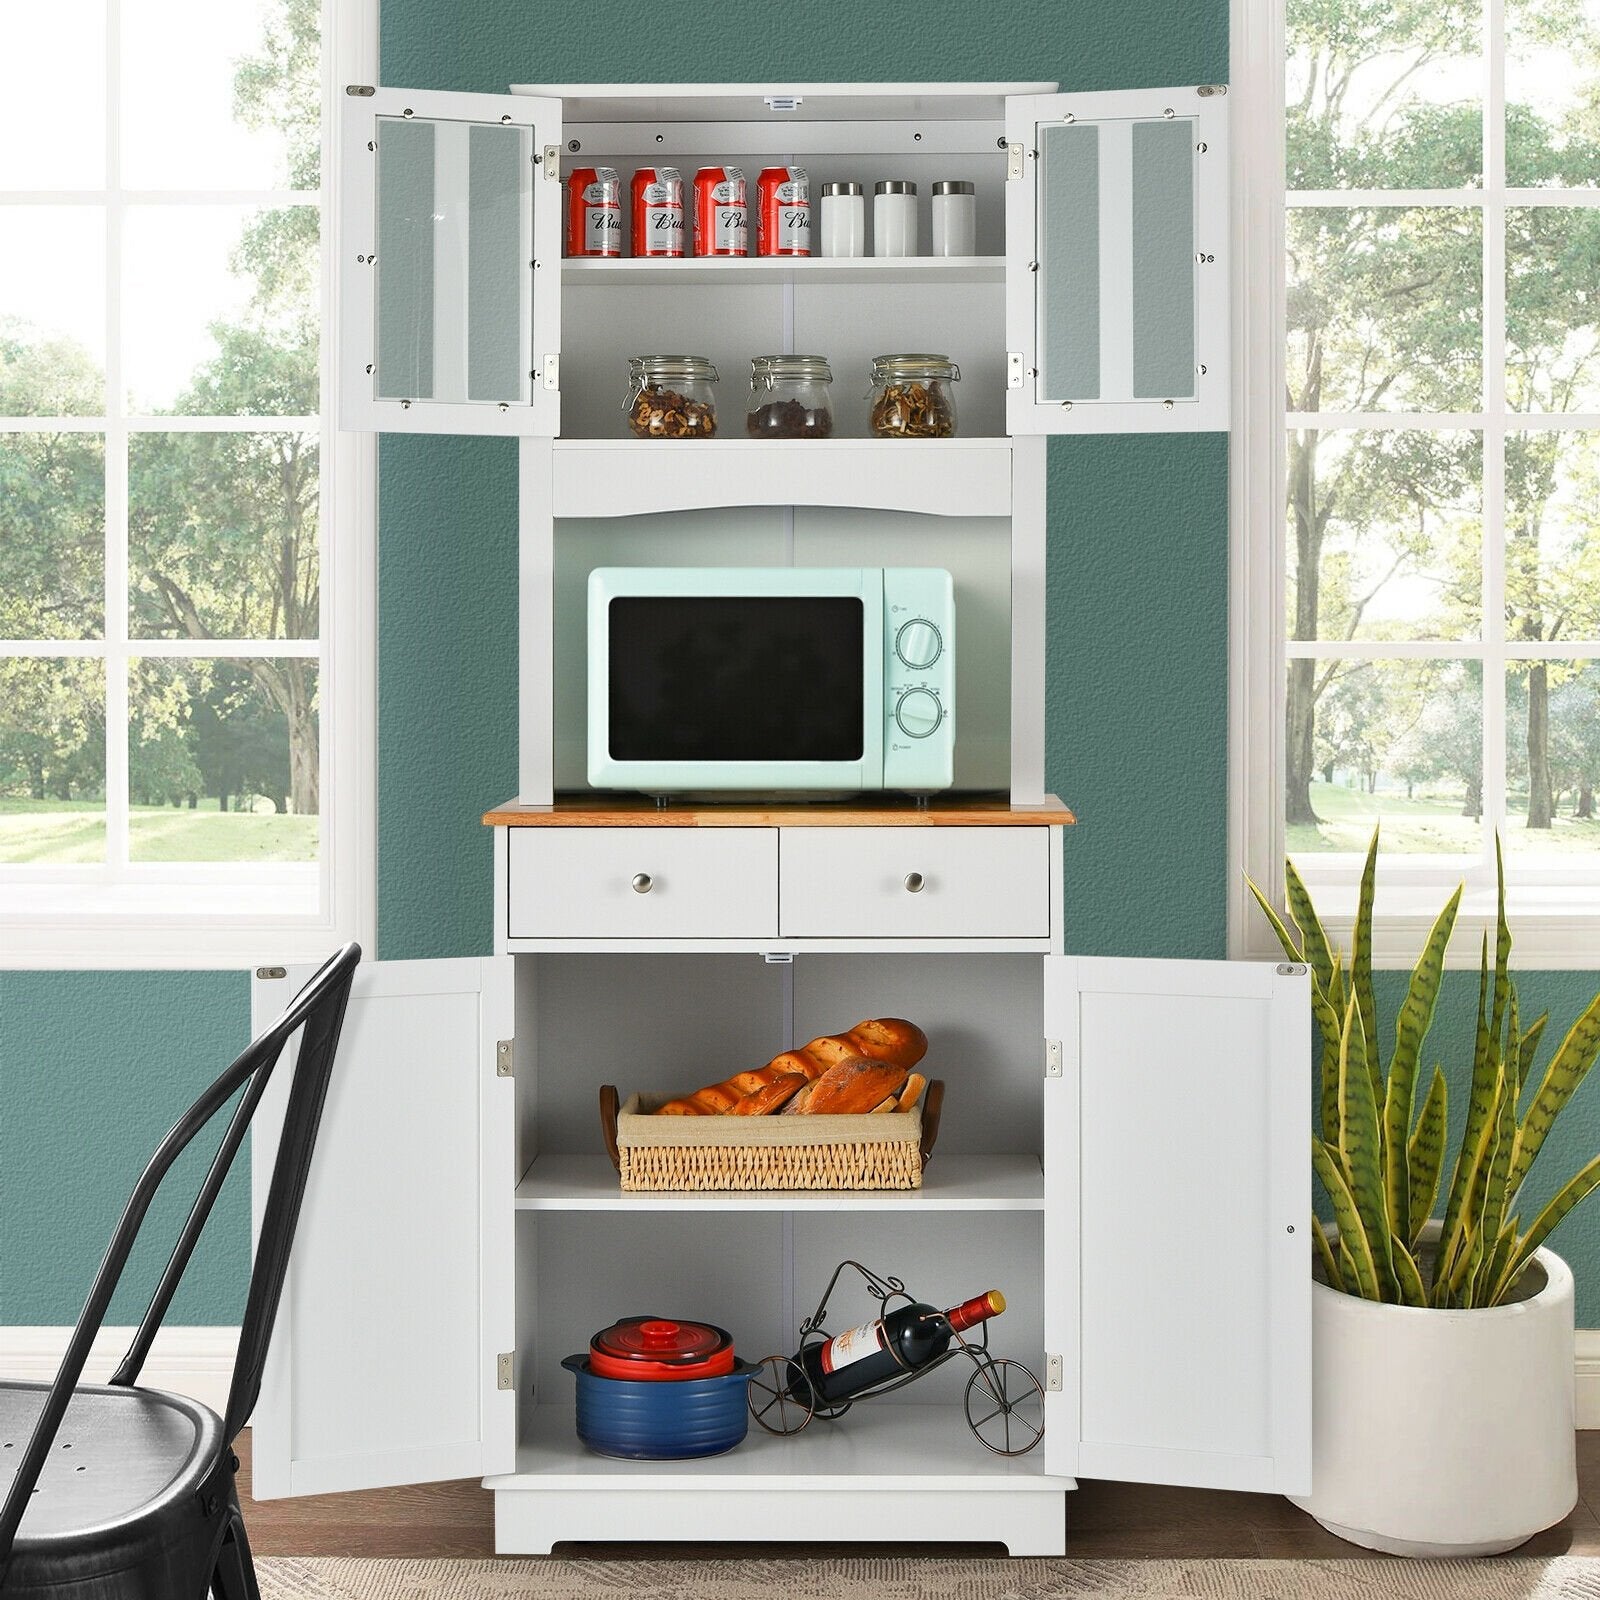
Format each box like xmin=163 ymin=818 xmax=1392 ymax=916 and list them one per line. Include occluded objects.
xmin=818 ymin=181 xmax=865 ymax=257
xmin=873 ymin=180 xmax=918 ymax=257
xmin=931 ymin=180 xmax=977 ymax=256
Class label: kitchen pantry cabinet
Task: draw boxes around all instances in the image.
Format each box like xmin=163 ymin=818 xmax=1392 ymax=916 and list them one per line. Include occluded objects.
xmin=251 ymin=83 xmax=1306 ymax=1555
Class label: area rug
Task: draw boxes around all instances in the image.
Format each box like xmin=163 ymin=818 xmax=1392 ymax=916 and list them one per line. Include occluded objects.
xmin=257 ymin=1556 xmax=1600 ymax=1599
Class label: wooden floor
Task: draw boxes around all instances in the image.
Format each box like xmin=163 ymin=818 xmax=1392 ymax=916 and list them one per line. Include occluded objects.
xmin=239 ymin=1429 xmax=1600 ymax=1560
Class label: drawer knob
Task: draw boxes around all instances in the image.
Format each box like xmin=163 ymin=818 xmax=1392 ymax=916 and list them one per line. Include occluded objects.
xmin=904 ymin=872 xmax=925 ymax=893
xmin=632 ymin=872 xmax=654 ymax=894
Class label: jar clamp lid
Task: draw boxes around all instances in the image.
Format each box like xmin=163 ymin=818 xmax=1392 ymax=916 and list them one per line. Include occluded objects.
xmin=932 ymin=180 xmax=976 ymax=195
xmin=749 ymin=354 xmax=834 ymax=387
xmin=629 ymin=355 xmax=718 ymax=384
xmin=869 ymin=352 xmax=961 ymax=382
xmin=874 ymin=180 xmax=918 ymax=195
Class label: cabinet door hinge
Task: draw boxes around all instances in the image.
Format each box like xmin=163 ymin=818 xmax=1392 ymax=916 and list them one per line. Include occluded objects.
xmin=1045 ymin=1038 xmax=1063 ymax=1078
xmin=1045 ymin=1352 xmax=1063 ymax=1391
xmin=1007 ymin=351 xmax=1025 ymax=390
xmin=497 ymin=1352 xmax=515 ymax=1390
xmin=1006 ymin=141 xmax=1026 ymax=180
xmin=543 ymin=144 xmax=561 ymax=178
xmin=541 ymin=355 xmax=560 ymax=391
xmin=496 ymin=1039 xmax=514 ymax=1078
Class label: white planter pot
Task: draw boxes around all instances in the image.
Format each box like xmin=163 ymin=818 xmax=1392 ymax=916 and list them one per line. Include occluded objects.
xmin=1292 ymin=1223 xmax=1577 ymax=1556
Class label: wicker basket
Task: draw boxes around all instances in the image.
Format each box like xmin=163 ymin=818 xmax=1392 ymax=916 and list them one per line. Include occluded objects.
xmin=598 ymin=1082 xmax=944 ymax=1192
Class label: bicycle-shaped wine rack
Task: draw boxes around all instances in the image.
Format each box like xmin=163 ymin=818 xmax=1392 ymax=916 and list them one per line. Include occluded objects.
xmin=746 ymin=1259 xmax=1046 ymax=1456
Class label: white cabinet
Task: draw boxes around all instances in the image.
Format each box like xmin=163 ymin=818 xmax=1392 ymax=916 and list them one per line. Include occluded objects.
xmin=270 ymin=78 xmax=1303 ymax=1557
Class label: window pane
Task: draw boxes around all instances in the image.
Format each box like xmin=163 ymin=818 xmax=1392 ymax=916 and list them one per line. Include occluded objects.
xmin=1507 ymin=0 xmax=1600 ymax=188
xmin=0 ymin=3 xmax=105 ymax=189
xmin=123 ymin=205 xmax=318 ymax=414
xmin=1286 ymin=0 xmax=1482 ymax=189
xmin=121 ymin=0 xmax=320 ymax=191
xmin=1287 ymin=431 xmax=1482 ymax=641
xmin=0 ymin=434 xmax=106 ymax=639
xmin=0 ymin=210 xmax=106 ymax=415
xmin=0 ymin=657 xmax=105 ymax=862
xmin=1506 ymin=660 xmax=1600 ymax=853
xmin=1506 ymin=431 xmax=1600 ymax=644
xmin=129 ymin=431 xmax=318 ymax=640
xmin=1287 ymin=658 xmax=1482 ymax=854
xmin=1036 ymin=122 xmax=1101 ymax=402
xmin=1507 ymin=210 xmax=1600 ymax=413
xmin=1288 ymin=209 xmax=1481 ymax=413
xmin=128 ymin=658 xmax=318 ymax=862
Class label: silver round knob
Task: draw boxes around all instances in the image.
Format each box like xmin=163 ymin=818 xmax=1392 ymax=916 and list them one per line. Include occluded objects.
xmin=632 ymin=873 xmax=653 ymax=894
xmin=904 ymin=872 xmax=925 ymax=893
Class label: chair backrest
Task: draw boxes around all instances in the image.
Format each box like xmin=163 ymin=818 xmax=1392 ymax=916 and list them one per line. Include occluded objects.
xmin=0 ymin=944 xmax=360 ymax=1567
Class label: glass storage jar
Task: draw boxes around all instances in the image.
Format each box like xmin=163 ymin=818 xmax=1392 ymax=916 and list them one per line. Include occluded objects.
xmin=746 ymin=355 xmax=834 ymax=438
xmin=866 ymin=354 xmax=960 ymax=438
xmin=625 ymin=356 xmax=719 ymax=438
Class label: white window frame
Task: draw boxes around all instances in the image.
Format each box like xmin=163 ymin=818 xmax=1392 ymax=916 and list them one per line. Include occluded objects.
xmin=0 ymin=0 xmax=377 ymax=969
xmin=1229 ymin=0 xmax=1600 ymax=969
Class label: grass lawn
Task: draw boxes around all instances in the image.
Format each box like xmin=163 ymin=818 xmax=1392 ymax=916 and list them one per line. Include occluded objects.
xmin=1290 ymin=781 xmax=1600 ymax=855
xmin=0 ymin=797 xmax=318 ymax=863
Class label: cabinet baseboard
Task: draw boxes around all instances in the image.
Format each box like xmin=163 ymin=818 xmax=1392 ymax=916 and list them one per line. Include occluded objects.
xmin=0 ymin=1326 xmax=238 ymax=1418
xmin=5 ymin=1325 xmax=1597 ymax=1434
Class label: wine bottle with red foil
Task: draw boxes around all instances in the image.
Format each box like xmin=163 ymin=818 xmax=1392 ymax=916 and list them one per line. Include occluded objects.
xmin=794 ymin=1290 xmax=1006 ymax=1405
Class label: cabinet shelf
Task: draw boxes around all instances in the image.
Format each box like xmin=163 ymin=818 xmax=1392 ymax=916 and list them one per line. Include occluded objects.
xmin=490 ymin=1400 xmax=1069 ymax=1490
xmin=514 ymin=1152 xmax=1044 ymax=1211
xmin=562 ymin=255 xmax=1006 ymax=287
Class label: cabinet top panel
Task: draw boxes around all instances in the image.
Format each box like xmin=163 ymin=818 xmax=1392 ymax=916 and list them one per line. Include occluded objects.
xmin=508 ymin=83 xmax=1057 ymax=122
xmin=482 ymin=795 xmax=1075 ymax=828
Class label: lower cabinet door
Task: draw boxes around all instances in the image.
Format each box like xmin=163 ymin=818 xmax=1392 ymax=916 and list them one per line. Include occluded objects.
xmin=1042 ymin=955 xmax=1311 ymax=1493
xmin=249 ymin=955 xmax=516 ymax=1497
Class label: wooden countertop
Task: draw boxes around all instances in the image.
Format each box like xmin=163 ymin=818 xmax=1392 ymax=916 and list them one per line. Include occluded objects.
xmin=482 ymin=794 xmax=1075 ymax=828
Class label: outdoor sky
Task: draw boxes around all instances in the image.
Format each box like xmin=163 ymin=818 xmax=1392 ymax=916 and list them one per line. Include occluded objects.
xmin=0 ymin=0 xmax=311 ymax=414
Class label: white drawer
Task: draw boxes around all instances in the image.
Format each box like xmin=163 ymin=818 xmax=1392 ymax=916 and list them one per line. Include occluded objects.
xmin=778 ymin=827 xmax=1052 ymax=939
xmin=508 ymin=829 xmax=777 ymax=940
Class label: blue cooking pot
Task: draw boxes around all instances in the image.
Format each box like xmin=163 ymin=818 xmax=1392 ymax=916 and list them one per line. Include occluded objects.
xmin=562 ymin=1353 xmax=757 ymax=1459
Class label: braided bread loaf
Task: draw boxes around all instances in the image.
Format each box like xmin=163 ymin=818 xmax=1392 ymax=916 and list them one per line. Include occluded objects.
xmin=655 ymin=1018 xmax=927 ymax=1116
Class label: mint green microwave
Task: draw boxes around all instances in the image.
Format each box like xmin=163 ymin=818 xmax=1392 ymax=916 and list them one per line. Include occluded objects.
xmin=587 ymin=567 xmax=954 ymax=799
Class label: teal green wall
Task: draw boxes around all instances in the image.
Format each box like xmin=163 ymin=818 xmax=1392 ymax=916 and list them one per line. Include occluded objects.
xmin=3 ymin=0 xmax=1597 ymax=1330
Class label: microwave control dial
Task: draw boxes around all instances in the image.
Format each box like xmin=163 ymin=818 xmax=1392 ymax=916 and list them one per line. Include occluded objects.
xmin=894 ymin=686 xmax=945 ymax=739
xmin=894 ymin=618 xmax=944 ymax=671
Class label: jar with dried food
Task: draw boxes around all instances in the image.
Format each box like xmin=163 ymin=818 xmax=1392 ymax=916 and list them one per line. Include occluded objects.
xmin=866 ymin=354 xmax=959 ymax=438
xmin=625 ymin=356 xmax=719 ymax=439
xmin=746 ymin=355 xmax=834 ymax=439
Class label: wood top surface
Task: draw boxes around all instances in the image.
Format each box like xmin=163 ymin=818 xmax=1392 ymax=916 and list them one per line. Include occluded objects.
xmin=482 ymin=793 xmax=1075 ymax=828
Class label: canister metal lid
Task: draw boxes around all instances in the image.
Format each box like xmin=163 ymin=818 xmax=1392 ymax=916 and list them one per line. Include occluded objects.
xmin=820 ymin=181 xmax=862 ymax=196
xmin=874 ymin=180 xmax=918 ymax=195
xmin=932 ymin=180 xmax=976 ymax=195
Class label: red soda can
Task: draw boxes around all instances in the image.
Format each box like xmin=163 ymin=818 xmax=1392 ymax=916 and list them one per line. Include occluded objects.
xmin=692 ymin=166 xmax=748 ymax=256
xmin=566 ymin=166 xmax=621 ymax=257
xmin=756 ymin=166 xmax=810 ymax=256
xmin=631 ymin=167 xmax=685 ymax=257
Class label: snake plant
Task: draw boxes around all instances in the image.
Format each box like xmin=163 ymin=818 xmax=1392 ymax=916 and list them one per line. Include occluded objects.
xmin=1250 ymin=831 xmax=1600 ymax=1308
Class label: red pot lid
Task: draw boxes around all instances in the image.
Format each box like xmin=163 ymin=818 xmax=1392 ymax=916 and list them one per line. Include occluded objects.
xmin=588 ymin=1316 xmax=736 ymax=1380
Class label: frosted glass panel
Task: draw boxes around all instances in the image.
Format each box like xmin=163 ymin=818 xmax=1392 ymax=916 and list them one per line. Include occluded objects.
xmin=467 ymin=124 xmax=525 ymax=403
xmin=372 ymin=116 xmax=529 ymax=407
xmin=1037 ymin=122 xmax=1100 ymax=402
xmin=1130 ymin=120 xmax=1195 ymax=400
xmin=375 ymin=118 xmax=436 ymax=401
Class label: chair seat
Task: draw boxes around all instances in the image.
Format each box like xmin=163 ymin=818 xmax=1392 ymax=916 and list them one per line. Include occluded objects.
xmin=0 ymin=1380 xmax=229 ymax=1595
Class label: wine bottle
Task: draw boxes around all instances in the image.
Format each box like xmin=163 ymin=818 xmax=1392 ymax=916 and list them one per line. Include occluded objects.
xmin=794 ymin=1289 xmax=1006 ymax=1405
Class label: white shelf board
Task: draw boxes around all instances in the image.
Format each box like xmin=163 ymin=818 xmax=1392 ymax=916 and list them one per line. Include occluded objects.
xmin=563 ymin=256 xmax=1004 ymax=287
xmin=510 ymin=83 xmax=1056 ymax=123
xmin=487 ymin=1400 xmax=1068 ymax=1491
xmin=514 ymin=1152 xmax=1044 ymax=1211
xmin=549 ymin=437 xmax=1014 ymax=519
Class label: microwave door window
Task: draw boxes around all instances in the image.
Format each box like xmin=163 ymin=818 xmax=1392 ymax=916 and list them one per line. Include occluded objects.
xmin=608 ymin=596 xmax=865 ymax=762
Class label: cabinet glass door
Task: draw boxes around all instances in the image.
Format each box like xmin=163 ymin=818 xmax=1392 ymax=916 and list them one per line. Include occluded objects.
xmin=1041 ymin=955 xmax=1310 ymax=1492
xmin=1006 ymin=88 xmax=1228 ymax=434
xmin=341 ymin=87 xmax=560 ymax=435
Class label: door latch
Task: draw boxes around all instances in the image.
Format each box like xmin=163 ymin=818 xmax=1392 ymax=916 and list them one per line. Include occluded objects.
xmin=1046 ymin=1353 xmax=1063 ymax=1391
xmin=1006 ymin=141 xmax=1026 ymax=180
xmin=497 ymin=1352 xmax=514 ymax=1390
xmin=1045 ymin=1039 xmax=1063 ymax=1078
xmin=496 ymin=1040 xmax=514 ymax=1078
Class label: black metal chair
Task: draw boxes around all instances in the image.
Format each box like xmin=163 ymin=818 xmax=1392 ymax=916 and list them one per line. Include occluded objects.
xmin=0 ymin=943 xmax=361 ymax=1600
